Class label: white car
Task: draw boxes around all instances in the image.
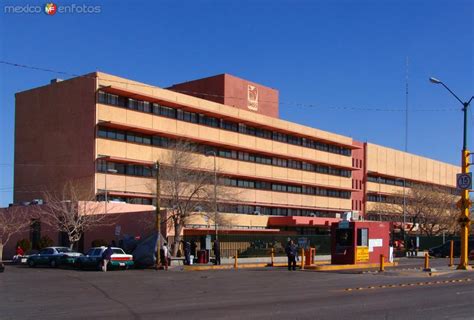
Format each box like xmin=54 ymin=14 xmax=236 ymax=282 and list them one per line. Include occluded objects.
xmin=75 ymin=247 xmax=134 ymax=270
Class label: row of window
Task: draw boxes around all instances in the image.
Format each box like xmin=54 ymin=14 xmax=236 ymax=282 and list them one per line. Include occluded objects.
xmin=95 ymin=193 xmax=342 ymax=217
xmin=96 ymin=194 xmax=153 ymax=205
xmin=96 ymin=158 xmax=351 ymax=199
xmin=220 ymin=177 xmax=351 ymax=199
xmin=367 ymin=175 xmax=412 ymax=187
xmin=367 ymin=194 xmax=398 ymax=203
xmin=218 ymin=204 xmax=340 ymax=217
xmin=97 ymin=160 xmax=154 ymax=177
xmin=97 ymin=126 xmax=352 ymax=178
xmin=367 ymin=175 xmax=460 ymax=195
xmin=98 ymin=91 xmax=352 ymax=156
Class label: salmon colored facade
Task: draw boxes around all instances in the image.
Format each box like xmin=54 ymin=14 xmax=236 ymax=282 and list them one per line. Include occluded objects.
xmin=11 ymin=71 xmax=460 ymax=254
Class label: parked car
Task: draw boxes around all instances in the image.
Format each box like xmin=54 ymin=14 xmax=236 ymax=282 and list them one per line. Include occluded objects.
xmin=75 ymin=247 xmax=134 ymax=270
xmin=469 ymin=250 xmax=474 ymax=260
xmin=27 ymin=247 xmax=83 ymax=268
xmin=428 ymin=240 xmax=474 ymax=258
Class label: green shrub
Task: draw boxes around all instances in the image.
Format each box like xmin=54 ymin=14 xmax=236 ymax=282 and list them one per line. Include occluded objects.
xmin=16 ymin=239 xmax=31 ymax=252
xmin=38 ymin=236 xmax=54 ymax=249
xmin=91 ymin=239 xmax=109 ymax=247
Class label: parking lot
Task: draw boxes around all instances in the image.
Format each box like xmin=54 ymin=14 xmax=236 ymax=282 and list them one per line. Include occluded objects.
xmin=1 ymin=258 xmax=474 ymax=320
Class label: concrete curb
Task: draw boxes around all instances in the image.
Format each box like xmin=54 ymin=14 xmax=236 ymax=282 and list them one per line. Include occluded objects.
xmin=306 ymin=261 xmax=398 ymax=271
xmin=183 ymin=260 xmax=331 ymax=271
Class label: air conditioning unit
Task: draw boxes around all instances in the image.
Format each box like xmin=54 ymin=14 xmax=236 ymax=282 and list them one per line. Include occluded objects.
xmin=342 ymin=211 xmax=352 ymax=221
xmin=352 ymin=211 xmax=360 ymax=221
xmin=31 ymin=199 xmax=43 ymax=205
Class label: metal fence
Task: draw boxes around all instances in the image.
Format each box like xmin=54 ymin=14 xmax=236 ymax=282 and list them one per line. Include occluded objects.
xmin=182 ymin=234 xmax=331 ymax=258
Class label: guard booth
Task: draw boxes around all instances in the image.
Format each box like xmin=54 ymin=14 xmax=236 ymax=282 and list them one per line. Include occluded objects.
xmin=331 ymin=219 xmax=390 ymax=265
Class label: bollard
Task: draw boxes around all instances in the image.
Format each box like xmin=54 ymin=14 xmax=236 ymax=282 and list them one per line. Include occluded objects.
xmin=424 ymin=252 xmax=430 ymax=270
xmin=449 ymin=240 xmax=454 ymax=267
xmin=300 ymin=248 xmax=305 ymax=270
xmin=234 ymin=250 xmax=238 ymax=269
xmin=271 ymin=248 xmax=275 ymax=267
xmin=379 ymin=254 xmax=385 ymax=272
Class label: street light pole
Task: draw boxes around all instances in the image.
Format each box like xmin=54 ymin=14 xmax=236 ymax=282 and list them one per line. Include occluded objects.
xmin=206 ymin=151 xmax=218 ymax=240
xmin=430 ymin=77 xmax=473 ymax=270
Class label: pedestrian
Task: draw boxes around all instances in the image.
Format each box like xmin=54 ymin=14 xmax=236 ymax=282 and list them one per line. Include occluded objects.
xmin=389 ymin=240 xmax=394 ymax=263
xmin=191 ymin=240 xmax=197 ymax=257
xmin=101 ymin=245 xmax=113 ymax=272
xmin=184 ymin=240 xmax=191 ymax=265
xmin=213 ymin=240 xmax=221 ymax=265
xmin=285 ymin=240 xmax=297 ymax=271
xmin=409 ymin=238 xmax=416 ymax=257
xmin=13 ymin=246 xmax=25 ymax=264
xmin=16 ymin=246 xmax=24 ymax=257
xmin=161 ymin=242 xmax=170 ymax=270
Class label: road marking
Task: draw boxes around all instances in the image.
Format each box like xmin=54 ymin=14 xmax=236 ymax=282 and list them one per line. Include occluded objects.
xmin=344 ymin=278 xmax=472 ymax=292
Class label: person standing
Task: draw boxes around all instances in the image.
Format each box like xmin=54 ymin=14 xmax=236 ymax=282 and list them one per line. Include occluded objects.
xmin=16 ymin=246 xmax=24 ymax=257
xmin=184 ymin=241 xmax=191 ymax=265
xmin=161 ymin=242 xmax=170 ymax=270
xmin=191 ymin=240 xmax=197 ymax=258
xmin=409 ymin=238 xmax=416 ymax=257
xmin=14 ymin=246 xmax=25 ymax=263
xmin=389 ymin=240 xmax=394 ymax=263
xmin=101 ymin=245 xmax=113 ymax=272
xmin=213 ymin=240 xmax=221 ymax=265
xmin=285 ymin=240 xmax=297 ymax=271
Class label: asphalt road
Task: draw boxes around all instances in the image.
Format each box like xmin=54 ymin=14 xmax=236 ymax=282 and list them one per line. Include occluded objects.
xmin=1 ymin=258 xmax=473 ymax=320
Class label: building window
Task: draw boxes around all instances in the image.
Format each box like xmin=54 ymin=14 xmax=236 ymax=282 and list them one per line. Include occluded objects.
xmin=288 ymin=160 xmax=302 ymax=170
xmin=272 ymin=184 xmax=287 ymax=192
xmin=272 ymin=158 xmax=287 ymax=167
xmin=221 ymin=120 xmax=238 ymax=132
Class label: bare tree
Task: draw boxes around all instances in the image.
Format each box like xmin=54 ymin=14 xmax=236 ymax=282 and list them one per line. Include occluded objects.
xmin=159 ymin=140 xmax=239 ymax=255
xmin=0 ymin=206 xmax=31 ymax=261
xmin=36 ymin=181 xmax=115 ymax=249
xmin=372 ymin=183 xmax=459 ymax=236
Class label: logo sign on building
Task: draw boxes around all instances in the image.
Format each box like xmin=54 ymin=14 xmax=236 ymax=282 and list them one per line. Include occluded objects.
xmin=247 ymin=84 xmax=258 ymax=111
xmin=456 ymin=173 xmax=472 ymax=190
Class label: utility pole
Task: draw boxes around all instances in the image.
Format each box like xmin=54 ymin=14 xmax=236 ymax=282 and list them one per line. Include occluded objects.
xmin=213 ymin=155 xmax=218 ymax=240
xmin=154 ymin=161 xmax=161 ymax=270
xmin=430 ymin=77 xmax=473 ymax=270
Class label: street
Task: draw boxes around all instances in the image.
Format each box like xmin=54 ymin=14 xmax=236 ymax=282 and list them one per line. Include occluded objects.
xmin=1 ymin=258 xmax=473 ymax=320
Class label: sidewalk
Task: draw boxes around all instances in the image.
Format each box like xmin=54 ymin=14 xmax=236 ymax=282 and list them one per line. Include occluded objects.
xmin=177 ymin=255 xmax=332 ymax=270
xmin=218 ymin=254 xmax=331 ymax=265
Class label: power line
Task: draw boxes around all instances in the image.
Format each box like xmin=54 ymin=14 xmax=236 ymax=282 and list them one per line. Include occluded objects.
xmin=0 ymin=60 xmax=460 ymax=113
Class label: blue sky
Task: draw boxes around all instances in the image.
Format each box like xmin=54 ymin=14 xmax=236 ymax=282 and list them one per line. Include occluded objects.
xmin=0 ymin=0 xmax=473 ymax=207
